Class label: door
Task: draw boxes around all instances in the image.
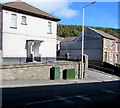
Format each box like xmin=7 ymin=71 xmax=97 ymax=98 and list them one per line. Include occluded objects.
xmin=32 ymin=41 xmax=41 ymax=62
xmin=26 ymin=41 xmax=33 ymax=62
xmin=104 ymin=52 xmax=107 ymax=62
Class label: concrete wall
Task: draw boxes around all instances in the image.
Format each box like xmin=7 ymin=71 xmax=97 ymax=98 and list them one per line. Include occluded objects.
xmin=1 ymin=61 xmax=81 ymax=81
xmin=2 ymin=9 xmax=57 ymax=60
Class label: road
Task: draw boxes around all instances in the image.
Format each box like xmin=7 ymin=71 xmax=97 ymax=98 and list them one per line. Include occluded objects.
xmin=2 ymin=80 xmax=120 ymax=108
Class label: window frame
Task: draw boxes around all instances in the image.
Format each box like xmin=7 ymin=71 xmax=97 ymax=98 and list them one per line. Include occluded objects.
xmin=104 ymin=52 xmax=107 ymax=62
xmin=47 ymin=22 xmax=52 ymax=34
xmin=110 ymin=40 xmax=113 ymax=50
xmin=21 ymin=16 xmax=27 ymax=25
xmin=10 ymin=13 xmax=17 ymax=29
xmin=109 ymin=52 xmax=113 ymax=61
xmin=104 ymin=39 xmax=107 ymax=49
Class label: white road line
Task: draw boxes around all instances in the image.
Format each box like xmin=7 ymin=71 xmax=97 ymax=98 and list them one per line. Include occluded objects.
xmin=75 ymin=95 xmax=91 ymax=101
xmin=25 ymin=97 xmax=74 ymax=106
xmin=102 ymin=89 xmax=116 ymax=94
xmin=25 ymin=95 xmax=89 ymax=106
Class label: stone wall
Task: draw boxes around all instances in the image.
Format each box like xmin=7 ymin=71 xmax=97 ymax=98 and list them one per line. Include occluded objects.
xmin=1 ymin=61 xmax=82 ymax=80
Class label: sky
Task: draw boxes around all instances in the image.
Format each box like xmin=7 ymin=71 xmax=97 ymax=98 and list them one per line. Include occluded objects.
xmin=0 ymin=0 xmax=119 ymax=29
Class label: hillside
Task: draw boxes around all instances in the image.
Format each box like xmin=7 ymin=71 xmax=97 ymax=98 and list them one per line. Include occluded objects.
xmin=57 ymin=24 xmax=120 ymax=39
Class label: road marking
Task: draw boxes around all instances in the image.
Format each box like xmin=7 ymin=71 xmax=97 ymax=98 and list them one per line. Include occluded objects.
xmin=25 ymin=95 xmax=89 ymax=106
xmin=25 ymin=97 xmax=74 ymax=106
xmin=102 ymin=89 xmax=116 ymax=94
xmin=75 ymin=95 xmax=91 ymax=101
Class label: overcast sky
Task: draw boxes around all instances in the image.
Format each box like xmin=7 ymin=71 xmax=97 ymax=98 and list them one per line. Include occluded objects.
xmin=1 ymin=0 xmax=119 ymax=28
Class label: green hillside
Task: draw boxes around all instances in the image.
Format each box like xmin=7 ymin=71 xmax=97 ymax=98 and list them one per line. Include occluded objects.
xmin=57 ymin=24 xmax=120 ymax=39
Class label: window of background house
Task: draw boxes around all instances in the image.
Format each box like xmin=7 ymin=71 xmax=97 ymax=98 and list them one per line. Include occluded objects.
xmin=116 ymin=43 xmax=118 ymax=52
xmin=110 ymin=40 xmax=113 ymax=50
xmin=104 ymin=39 xmax=107 ymax=48
xmin=109 ymin=53 xmax=113 ymax=61
xmin=104 ymin=52 xmax=107 ymax=62
xmin=48 ymin=22 xmax=52 ymax=33
xmin=11 ymin=14 xmax=17 ymax=28
xmin=21 ymin=16 xmax=27 ymax=25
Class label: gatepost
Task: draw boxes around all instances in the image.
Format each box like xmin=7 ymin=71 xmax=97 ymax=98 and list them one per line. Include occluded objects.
xmin=83 ymin=54 xmax=88 ymax=78
xmin=78 ymin=54 xmax=88 ymax=79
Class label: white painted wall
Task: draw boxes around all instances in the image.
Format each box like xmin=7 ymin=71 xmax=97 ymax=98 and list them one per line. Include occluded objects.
xmin=2 ymin=10 xmax=57 ymax=59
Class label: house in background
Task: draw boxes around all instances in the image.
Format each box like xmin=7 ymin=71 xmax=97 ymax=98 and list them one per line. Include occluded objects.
xmin=56 ymin=36 xmax=64 ymax=56
xmin=0 ymin=1 xmax=60 ymax=64
xmin=116 ymin=40 xmax=120 ymax=64
xmin=60 ymin=27 xmax=119 ymax=65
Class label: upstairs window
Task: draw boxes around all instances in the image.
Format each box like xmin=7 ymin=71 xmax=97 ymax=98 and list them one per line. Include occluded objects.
xmin=48 ymin=22 xmax=52 ymax=34
xmin=116 ymin=43 xmax=118 ymax=52
xmin=11 ymin=14 xmax=17 ymax=28
xmin=110 ymin=40 xmax=113 ymax=50
xmin=21 ymin=16 xmax=27 ymax=25
xmin=104 ymin=39 xmax=107 ymax=49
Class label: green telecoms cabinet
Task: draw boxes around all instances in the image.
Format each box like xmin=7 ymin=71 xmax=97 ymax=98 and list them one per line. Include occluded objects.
xmin=63 ymin=69 xmax=75 ymax=80
xmin=50 ymin=67 xmax=60 ymax=80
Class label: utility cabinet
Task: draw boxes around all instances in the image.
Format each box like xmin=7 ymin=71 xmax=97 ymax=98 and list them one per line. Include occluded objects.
xmin=50 ymin=67 xmax=60 ymax=80
xmin=63 ymin=69 xmax=75 ymax=80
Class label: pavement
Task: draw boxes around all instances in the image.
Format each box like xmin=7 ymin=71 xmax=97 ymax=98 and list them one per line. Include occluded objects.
xmin=1 ymin=69 xmax=120 ymax=88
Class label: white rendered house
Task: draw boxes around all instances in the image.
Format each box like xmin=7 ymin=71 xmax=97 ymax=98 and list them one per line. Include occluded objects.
xmin=0 ymin=1 xmax=60 ymax=64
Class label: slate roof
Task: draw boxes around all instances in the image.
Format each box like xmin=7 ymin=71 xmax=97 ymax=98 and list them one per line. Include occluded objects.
xmin=61 ymin=27 xmax=118 ymax=42
xmin=116 ymin=39 xmax=120 ymax=43
xmin=57 ymin=37 xmax=64 ymax=41
xmin=61 ymin=37 xmax=76 ymax=42
xmin=2 ymin=0 xmax=60 ymax=21
xmin=88 ymin=27 xmax=118 ymax=40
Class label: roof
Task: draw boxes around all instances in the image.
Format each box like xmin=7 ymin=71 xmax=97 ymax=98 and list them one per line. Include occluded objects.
xmin=116 ymin=40 xmax=120 ymax=43
xmin=61 ymin=37 xmax=76 ymax=42
xmin=88 ymin=27 xmax=118 ymax=40
xmin=2 ymin=1 xmax=60 ymax=21
xmin=61 ymin=27 xmax=118 ymax=43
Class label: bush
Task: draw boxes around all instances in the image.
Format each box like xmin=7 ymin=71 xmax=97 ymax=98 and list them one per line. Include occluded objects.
xmin=115 ymin=64 xmax=120 ymax=68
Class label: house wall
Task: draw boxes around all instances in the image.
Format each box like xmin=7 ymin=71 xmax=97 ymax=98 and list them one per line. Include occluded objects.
xmin=2 ymin=10 xmax=57 ymax=62
xmin=103 ymin=38 xmax=117 ymax=64
xmin=60 ymin=28 xmax=103 ymax=62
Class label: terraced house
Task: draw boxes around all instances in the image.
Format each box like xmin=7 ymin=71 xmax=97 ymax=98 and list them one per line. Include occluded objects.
xmin=60 ymin=27 xmax=119 ymax=65
xmin=116 ymin=40 xmax=120 ymax=64
xmin=103 ymin=36 xmax=119 ymax=64
xmin=0 ymin=1 xmax=60 ymax=64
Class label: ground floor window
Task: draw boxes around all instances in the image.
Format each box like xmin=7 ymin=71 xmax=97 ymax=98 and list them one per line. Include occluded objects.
xmin=109 ymin=53 xmax=113 ymax=62
xmin=104 ymin=52 xmax=107 ymax=62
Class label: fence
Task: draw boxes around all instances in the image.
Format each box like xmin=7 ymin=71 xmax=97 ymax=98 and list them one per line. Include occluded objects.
xmin=103 ymin=62 xmax=120 ymax=76
xmin=89 ymin=62 xmax=120 ymax=77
